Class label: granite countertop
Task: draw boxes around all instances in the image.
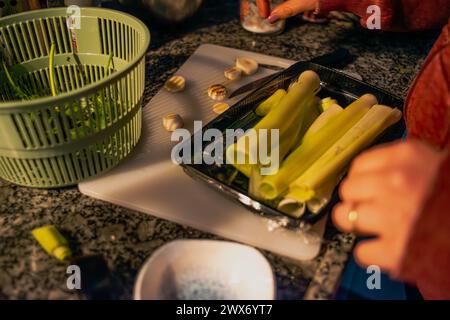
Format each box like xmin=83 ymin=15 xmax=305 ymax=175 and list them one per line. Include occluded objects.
xmin=0 ymin=1 xmax=439 ymax=300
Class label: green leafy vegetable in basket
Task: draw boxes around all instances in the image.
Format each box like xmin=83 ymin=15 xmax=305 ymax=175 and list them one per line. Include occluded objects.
xmin=2 ymin=61 xmax=30 ymax=100
xmin=0 ymin=7 xmax=149 ymax=189
xmin=1 ymin=42 xmax=119 ymax=142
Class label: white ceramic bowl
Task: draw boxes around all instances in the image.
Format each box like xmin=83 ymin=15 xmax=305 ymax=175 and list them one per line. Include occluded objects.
xmin=134 ymin=240 xmax=275 ymax=300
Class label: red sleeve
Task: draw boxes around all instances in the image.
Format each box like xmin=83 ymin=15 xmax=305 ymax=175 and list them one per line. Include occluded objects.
xmin=317 ymin=0 xmax=450 ymax=31
xmin=398 ymin=150 xmax=450 ymax=300
xmin=395 ymin=23 xmax=450 ymax=300
xmin=405 ymin=22 xmax=450 ymax=147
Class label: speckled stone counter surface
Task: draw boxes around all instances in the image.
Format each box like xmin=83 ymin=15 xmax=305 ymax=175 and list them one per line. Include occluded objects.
xmin=0 ymin=1 xmax=440 ymax=300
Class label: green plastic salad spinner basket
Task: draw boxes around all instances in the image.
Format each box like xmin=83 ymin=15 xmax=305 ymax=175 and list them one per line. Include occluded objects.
xmin=0 ymin=8 xmax=150 ymax=188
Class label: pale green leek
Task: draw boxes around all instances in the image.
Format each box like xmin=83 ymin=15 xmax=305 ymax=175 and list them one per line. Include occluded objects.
xmin=259 ymin=94 xmax=378 ymax=200
xmin=255 ymin=89 xmax=287 ymax=116
xmin=287 ymin=105 xmax=402 ymax=202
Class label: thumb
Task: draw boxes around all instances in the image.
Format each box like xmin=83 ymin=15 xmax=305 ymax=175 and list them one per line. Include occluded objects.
xmin=268 ymin=0 xmax=318 ymax=23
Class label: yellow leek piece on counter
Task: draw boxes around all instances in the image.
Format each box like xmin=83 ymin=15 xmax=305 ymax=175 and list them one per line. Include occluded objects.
xmin=32 ymin=225 xmax=72 ymax=261
xmin=255 ymin=89 xmax=287 ymax=116
xmin=259 ymin=94 xmax=378 ymax=200
xmin=287 ymin=105 xmax=402 ymax=202
xmin=226 ymin=71 xmax=320 ymax=168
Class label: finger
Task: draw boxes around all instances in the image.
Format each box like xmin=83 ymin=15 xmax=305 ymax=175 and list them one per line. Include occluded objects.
xmin=332 ymin=202 xmax=388 ymax=235
xmin=354 ymin=239 xmax=394 ymax=272
xmin=339 ymin=172 xmax=393 ymax=203
xmin=256 ymin=0 xmax=271 ymax=18
xmin=268 ymin=0 xmax=317 ymax=22
xmin=348 ymin=142 xmax=403 ymax=177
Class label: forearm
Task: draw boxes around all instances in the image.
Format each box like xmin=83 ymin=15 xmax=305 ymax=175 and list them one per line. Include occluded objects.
xmin=317 ymin=0 xmax=450 ymax=31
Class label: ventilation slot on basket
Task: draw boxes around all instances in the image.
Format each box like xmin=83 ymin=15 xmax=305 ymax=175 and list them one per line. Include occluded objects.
xmin=98 ymin=18 xmax=137 ymax=62
xmin=0 ymin=19 xmax=69 ymax=65
xmin=43 ymin=17 xmax=64 ymax=55
xmin=3 ymin=26 xmax=22 ymax=64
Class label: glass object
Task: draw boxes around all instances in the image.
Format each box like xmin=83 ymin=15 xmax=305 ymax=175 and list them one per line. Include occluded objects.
xmin=240 ymin=0 xmax=285 ymax=34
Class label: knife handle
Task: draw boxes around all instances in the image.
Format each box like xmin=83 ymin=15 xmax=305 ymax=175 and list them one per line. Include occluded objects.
xmin=308 ymin=48 xmax=352 ymax=68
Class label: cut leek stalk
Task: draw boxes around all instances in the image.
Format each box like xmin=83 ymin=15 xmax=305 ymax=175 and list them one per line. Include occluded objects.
xmin=255 ymin=89 xmax=287 ymax=116
xmin=320 ymin=97 xmax=338 ymax=112
xmin=302 ymin=103 xmax=343 ymax=142
xmin=226 ymin=71 xmax=320 ymax=170
xmin=306 ymin=198 xmax=329 ymax=214
xmin=233 ymin=163 xmax=252 ymax=177
xmin=288 ymin=105 xmax=402 ymax=202
xmin=259 ymin=94 xmax=378 ymax=200
xmin=280 ymin=172 xmax=340 ymax=217
xmin=253 ymin=71 xmax=320 ymax=132
xmin=249 ymin=165 xmax=264 ymax=199
xmin=277 ymin=198 xmax=306 ymax=218
xmin=277 ymin=196 xmax=331 ymax=217
xmin=275 ymin=95 xmax=320 ymax=162
xmin=292 ymin=97 xmax=321 ymax=148
xmin=227 ymin=95 xmax=316 ymax=176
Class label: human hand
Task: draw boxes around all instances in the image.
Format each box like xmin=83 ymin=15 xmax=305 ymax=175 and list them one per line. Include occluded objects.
xmin=256 ymin=0 xmax=318 ymax=23
xmin=332 ymin=140 xmax=445 ymax=275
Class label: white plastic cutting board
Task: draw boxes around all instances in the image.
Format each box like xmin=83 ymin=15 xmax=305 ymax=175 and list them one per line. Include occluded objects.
xmin=79 ymin=44 xmax=326 ymax=261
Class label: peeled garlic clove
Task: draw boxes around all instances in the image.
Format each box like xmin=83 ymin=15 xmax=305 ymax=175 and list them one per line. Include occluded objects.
xmin=224 ymin=67 xmax=242 ymax=80
xmin=163 ymin=113 xmax=184 ymax=132
xmin=164 ymin=75 xmax=186 ymax=93
xmin=212 ymin=102 xmax=230 ymax=115
xmin=236 ymin=57 xmax=259 ymax=76
xmin=208 ymin=84 xmax=227 ymax=101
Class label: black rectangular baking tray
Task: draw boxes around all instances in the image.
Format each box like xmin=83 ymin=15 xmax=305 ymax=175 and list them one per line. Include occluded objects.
xmin=180 ymin=59 xmax=405 ymax=226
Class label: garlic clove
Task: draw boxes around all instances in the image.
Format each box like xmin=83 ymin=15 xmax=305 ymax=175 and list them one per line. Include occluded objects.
xmin=212 ymin=102 xmax=230 ymax=115
xmin=164 ymin=75 xmax=186 ymax=93
xmin=224 ymin=67 xmax=242 ymax=80
xmin=236 ymin=57 xmax=259 ymax=76
xmin=162 ymin=113 xmax=184 ymax=132
xmin=207 ymin=84 xmax=227 ymax=101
